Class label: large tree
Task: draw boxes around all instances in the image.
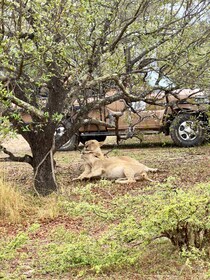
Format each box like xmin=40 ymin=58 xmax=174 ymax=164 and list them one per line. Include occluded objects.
xmin=0 ymin=0 xmax=209 ymax=195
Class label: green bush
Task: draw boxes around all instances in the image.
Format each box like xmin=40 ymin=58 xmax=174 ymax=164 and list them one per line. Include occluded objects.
xmin=0 ymin=232 xmax=28 ymax=261
xmin=38 ymin=180 xmax=210 ymax=275
xmin=0 ymin=224 xmax=39 ymax=261
xmin=38 ymin=226 xmax=141 ymax=274
xmin=113 ymin=180 xmax=210 ymax=251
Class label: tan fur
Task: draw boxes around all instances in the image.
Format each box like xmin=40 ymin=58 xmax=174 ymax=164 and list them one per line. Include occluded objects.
xmin=83 ymin=139 xmax=142 ymax=164
xmin=78 ymin=140 xmax=104 ymax=178
xmin=73 ymin=151 xmax=158 ymax=184
xmin=83 ymin=140 xmax=104 ymax=159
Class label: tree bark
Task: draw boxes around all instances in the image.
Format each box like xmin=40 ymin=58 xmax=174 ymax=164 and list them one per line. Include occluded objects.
xmin=23 ymin=126 xmax=59 ymax=196
xmin=33 ymin=150 xmax=58 ymax=196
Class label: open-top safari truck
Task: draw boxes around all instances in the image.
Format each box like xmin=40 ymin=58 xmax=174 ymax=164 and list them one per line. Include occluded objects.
xmin=55 ymin=88 xmax=209 ymax=150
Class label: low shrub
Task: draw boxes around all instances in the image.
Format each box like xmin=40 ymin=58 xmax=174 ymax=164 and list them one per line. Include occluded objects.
xmin=0 ymin=232 xmax=28 ymax=261
xmin=113 ymin=180 xmax=210 ymax=251
xmin=37 ymin=180 xmax=210 ymax=275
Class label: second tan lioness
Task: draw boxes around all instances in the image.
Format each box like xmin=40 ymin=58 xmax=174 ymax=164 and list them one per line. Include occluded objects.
xmin=73 ymin=151 xmax=158 ymax=184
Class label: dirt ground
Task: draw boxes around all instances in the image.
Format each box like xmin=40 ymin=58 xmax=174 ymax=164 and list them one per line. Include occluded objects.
xmin=0 ymin=135 xmax=210 ymax=279
xmin=0 ymin=134 xmax=210 ymax=193
xmin=1 ymin=134 xmax=31 ymax=153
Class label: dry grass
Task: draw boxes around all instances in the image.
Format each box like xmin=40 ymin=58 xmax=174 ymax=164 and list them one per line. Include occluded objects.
xmin=0 ymin=177 xmax=27 ymax=223
xmin=36 ymin=194 xmax=63 ymax=220
xmin=0 ymin=175 xmax=63 ymax=224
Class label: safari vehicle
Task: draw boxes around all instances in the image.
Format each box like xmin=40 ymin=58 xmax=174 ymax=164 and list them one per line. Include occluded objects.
xmin=58 ymin=88 xmax=209 ymax=150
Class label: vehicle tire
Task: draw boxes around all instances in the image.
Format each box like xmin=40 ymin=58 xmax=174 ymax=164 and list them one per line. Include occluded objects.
xmin=59 ymin=135 xmax=79 ymax=151
xmin=80 ymin=135 xmax=107 ymax=145
xmin=170 ymin=114 xmax=206 ymax=147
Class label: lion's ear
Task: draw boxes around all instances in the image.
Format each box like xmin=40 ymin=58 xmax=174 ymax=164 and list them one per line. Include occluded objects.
xmin=99 ymin=141 xmax=104 ymax=147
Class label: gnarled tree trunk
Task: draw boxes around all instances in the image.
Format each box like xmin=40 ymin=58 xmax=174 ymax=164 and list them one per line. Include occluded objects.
xmin=32 ymin=149 xmax=57 ymax=196
xmin=24 ymin=125 xmax=58 ymax=196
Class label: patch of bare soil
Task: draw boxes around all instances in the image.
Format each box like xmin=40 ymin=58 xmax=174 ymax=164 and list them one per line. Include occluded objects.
xmin=1 ymin=135 xmax=31 ymax=154
xmin=0 ymin=216 xmax=84 ymax=238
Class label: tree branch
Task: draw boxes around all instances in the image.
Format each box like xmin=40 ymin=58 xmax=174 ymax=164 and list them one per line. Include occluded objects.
xmin=108 ymin=1 xmax=148 ymax=53
xmin=82 ymin=118 xmax=115 ymax=128
xmin=0 ymin=145 xmax=33 ymax=166
xmin=1 ymin=93 xmax=45 ymax=120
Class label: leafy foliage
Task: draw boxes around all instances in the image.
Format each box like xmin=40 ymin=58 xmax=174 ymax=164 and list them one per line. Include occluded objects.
xmin=112 ymin=180 xmax=210 ymax=251
xmin=34 ymin=180 xmax=210 ymax=275
xmin=0 ymin=232 xmax=28 ymax=261
xmin=0 ymin=224 xmax=41 ymax=260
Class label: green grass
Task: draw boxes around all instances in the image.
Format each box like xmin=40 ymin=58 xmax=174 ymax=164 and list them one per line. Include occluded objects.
xmin=0 ymin=137 xmax=210 ymax=279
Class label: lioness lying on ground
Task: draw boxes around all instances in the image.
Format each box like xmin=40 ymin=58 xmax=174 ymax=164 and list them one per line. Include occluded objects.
xmin=73 ymin=150 xmax=158 ymax=184
xmin=81 ymin=139 xmax=151 ymax=180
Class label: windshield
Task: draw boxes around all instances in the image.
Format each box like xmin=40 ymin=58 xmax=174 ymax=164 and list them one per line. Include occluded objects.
xmin=145 ymin=70 xmax=175 ymax=89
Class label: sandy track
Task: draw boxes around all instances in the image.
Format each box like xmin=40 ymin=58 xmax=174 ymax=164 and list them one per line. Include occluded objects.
xmin=1 ymin=135 xmax=31 ymax=154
